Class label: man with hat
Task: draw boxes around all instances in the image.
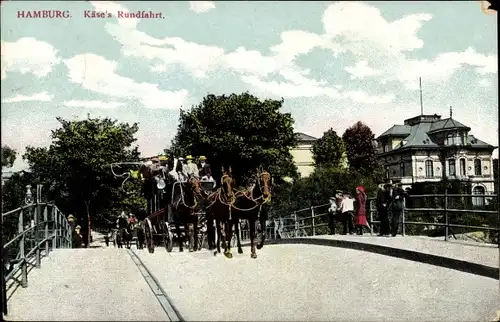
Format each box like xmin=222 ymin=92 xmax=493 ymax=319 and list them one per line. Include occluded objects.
xmin=184 ymin=155 xmax=200 ymax=178
xmin=376 ymin=182 xmax=392 ymax=236
xmin=389 ymin=183 xmax=407 ymax=237
xmin=198 ymin=156 xmax=211 ymax=177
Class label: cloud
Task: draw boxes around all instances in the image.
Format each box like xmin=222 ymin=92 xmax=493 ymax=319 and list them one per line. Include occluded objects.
xmin=320 ymin=2 xmax=497 ymax=89
xmin=62 ymin=100 xmax=125 ymax=109
xmin=478 ymin=78 xmax=492 ymax=87
xmin=2 ymin=91 xmax=54 ymax=103
xmin=344 ymin=60 xmax=381 ymax=79
xmin=1 ymin=37 xmax=61 ymax=80
xmin=63 ymin=53 xmax=189 ymax=109
xmin=189 ymin=1 xmax=216 ymax=13
xmin=97 ymin=2 xmax=389 ymax=103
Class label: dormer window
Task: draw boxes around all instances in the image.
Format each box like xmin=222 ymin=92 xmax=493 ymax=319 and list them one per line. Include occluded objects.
xmin=446 ymin=132 xmax=464 ymax=146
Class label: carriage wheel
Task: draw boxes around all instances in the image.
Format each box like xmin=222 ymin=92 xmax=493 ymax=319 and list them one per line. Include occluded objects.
xmin=163 ymin=221 xmax=173 ymax=252
xmin=145 ymin=218 xmax=155 ymax=253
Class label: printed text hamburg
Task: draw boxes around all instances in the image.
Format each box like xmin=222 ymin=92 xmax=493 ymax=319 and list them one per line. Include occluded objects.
xmin=16 ymin=10 xmax=164 ymax=19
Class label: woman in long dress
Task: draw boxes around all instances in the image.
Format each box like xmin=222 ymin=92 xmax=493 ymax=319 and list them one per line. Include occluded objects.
xmin=354 ymin=186 xmax=368 ymax=235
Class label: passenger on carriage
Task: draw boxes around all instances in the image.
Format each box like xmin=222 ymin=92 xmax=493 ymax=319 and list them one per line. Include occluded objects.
xmin=128 ymin=214 xmax=136 ymax=225
xmin=197 ymin=156 xmax=211 ymax=177
xmin=184 ymin=155 xmax=200 ymax=178
xmin=176 ymin=157 xmax=188 ymax=181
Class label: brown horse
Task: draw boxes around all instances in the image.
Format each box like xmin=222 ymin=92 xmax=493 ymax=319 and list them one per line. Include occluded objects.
xmin=205 ymin=168 xmax=236 ymax=258
xmin=232 ymin=167 xmax=272 ymax=258
xmin=170 ymin=176 xmax=203 ymax=252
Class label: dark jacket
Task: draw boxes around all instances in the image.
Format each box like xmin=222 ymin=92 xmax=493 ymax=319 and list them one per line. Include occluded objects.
xmin=198 ymin=162 xmax=211 ymax=177
xmin=375 ymin=188 xmax=390 ymax=209
xmin=390 ymin=187 xmax=406 ymax=213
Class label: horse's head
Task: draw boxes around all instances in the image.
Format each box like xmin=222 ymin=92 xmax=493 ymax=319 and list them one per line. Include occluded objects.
xmin=221 ymin=173 xmax=234 ymax=200
xmin=256 ymin=166 xmax=272 ymax=201
xmin=188 ymin=176 xmax=202 ymax=197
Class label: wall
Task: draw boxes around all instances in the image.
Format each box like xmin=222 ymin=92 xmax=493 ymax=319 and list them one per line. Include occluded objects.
xmin=290 ymin=143 xmax=315 ymax=177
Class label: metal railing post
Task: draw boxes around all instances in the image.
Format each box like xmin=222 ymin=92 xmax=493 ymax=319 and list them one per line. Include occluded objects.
xmin=44 ymin=206 xmax=49 ymax=256
xmin=35 ymin=204 xmax=41 ymax=268
xmin=444 ymin=190 xmax=449 ymax=241
xmin=18 ymin=210 xmax=27 ymax=288
xmin=311 ymin=206 xmax=316 ymax=236
xmin=401 ymin=199 xmax=406 ymax=237
xmin=293 ymin=212 xmax=298 ymax=237
xmin=53 ymin=207 xmax=58 ymax=249
xmin=369 ymin=200 xmax=374 ymax=235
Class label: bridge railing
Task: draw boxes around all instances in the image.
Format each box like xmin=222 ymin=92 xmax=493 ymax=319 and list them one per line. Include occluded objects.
xmin=2 ymin=202 xmax=72 ymax=304
xmin=237 ymin=194 xmax=498 ymax=246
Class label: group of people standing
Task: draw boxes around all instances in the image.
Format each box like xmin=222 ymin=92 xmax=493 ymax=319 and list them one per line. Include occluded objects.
xmin=327 ymin=182 xmax=408 ymax=237
xmin=328 ymin=186 xmax=369 ymax=235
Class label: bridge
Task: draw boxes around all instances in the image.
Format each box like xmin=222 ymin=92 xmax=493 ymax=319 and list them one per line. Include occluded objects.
xmin=2 ymin=196 xmax=500 ymax=321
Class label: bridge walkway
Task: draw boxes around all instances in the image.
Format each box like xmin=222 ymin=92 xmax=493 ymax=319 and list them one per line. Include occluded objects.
xmin=4 ymin=233 xmax=499 ymax=321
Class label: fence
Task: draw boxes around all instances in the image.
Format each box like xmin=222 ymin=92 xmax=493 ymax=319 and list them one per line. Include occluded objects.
xmin=235 ymin=193 xmax=498 ymax=247
xmin=2 ymin=202 xmax=72 ymax=315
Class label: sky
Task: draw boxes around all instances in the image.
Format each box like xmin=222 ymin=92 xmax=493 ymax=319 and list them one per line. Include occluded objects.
xmin=1 ymin=1 xmax=498 ymax=171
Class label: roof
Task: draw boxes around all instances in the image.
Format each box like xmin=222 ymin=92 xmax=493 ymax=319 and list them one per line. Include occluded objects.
xmin=427 ymin=118 xmax=471 ymax=134
xmin=295 ymin=132 xmax=317 ymax=142
xmin=378 ymin=125 xmax=411 ymax=139
xmin=378 ymin=115 xmax=495 ymax=153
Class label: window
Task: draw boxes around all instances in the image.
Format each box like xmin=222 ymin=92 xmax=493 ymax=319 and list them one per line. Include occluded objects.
xmin=383 ymin=144 xmax=389 ymax=153
xmin=400 ymin=162 xmax=405 ymax=177
xmin=472 ymin=186 xmax=485 ymax=206
xmin=459 ymin=159 xmax=466 ymax=176
xmin=425 ymin=160 xmax=433 ymax=178
xmin=446 ymin=134 xmax=453 ymax=145
xmin=448 ymin=159 xmax=456 ymax=176
xmin=474 ymin=159 xmax=482 ymax=176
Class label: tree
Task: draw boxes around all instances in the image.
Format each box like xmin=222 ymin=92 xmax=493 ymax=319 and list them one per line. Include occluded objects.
xmin=22 ymin=115 xmax=143 ymax=244
xmin=168 ymin=93 xmax=299 ymax=184
xmin=342 ymin=121 xmax=378 ymax=174
xmin=1 ymin=145 xmax=17 ymax=168
xmin=312 ymin=128 xmax=346 ymax=168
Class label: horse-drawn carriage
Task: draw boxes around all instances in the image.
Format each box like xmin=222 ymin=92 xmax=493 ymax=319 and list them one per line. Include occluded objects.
xmin=108 ymin=157 xmax=272 ymax=258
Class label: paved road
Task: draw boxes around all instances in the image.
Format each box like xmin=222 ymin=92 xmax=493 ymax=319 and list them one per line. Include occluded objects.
xmin=137 ymin=244 xmax=498 ymax=321
xmin=5 ymin=248 xmax=169 ymax=321
xmin=4 ymin=234 xmax=499 ymax=321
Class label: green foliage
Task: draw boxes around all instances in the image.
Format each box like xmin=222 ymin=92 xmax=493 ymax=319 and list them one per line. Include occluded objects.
xmin=1 ymin=145 xmax=17 ymax=168
xmin=269 ymin=165 xmax=379 ymax=219
xmin=21 ymin=115 xmax=144 ymax=228
xmin=311 ymin=128 xmax=345 ymax=168
xmin=168 ymin=93 xmax=299 ymax=184
xmin=342 ymin=121 xmax=378 ymax=174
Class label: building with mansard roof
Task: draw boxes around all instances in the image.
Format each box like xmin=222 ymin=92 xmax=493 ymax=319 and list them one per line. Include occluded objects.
xmin=376 ymin=113 xmax=497 ymax=203
xmin=291 ymin=132 xmax=318 ymax=178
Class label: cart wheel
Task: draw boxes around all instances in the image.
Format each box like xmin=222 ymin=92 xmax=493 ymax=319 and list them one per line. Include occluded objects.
xmin=145 ymin=218 xmax=155 ymax=254
xmin=163 ymin=222 xmax=173 ymax=252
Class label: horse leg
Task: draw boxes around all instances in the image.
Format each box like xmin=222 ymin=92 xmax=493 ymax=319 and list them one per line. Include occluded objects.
xmin=188 ymin=219 xmax=195 ymax=252
xmin=257 ymin=217 xmax=266 ymax=250
xmin=193 ymin=215 xmax=199 ymax=251
xmin=234 ymin=218 xmax=243 ymax=254
xmin=224 ymin=217 xmax=233 ymax=259
xmin=214 ymin=218 xmax=221 ymax=256
xmin=249 ymin=218 xmax=257 ymax=259
xmin=207 ymin=212 xmax=215 ymax=250
xmin=175 ymin=222 xmax=184 ymax=252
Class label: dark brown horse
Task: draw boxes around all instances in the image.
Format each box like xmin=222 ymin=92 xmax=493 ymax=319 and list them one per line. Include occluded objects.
xmin=205 ymin=168 xmax=236 ymax=258
xmin=232 ymin=167 xmax=272 ymax=258
xmin=170 ymin=176 xmax=203 ymax=252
